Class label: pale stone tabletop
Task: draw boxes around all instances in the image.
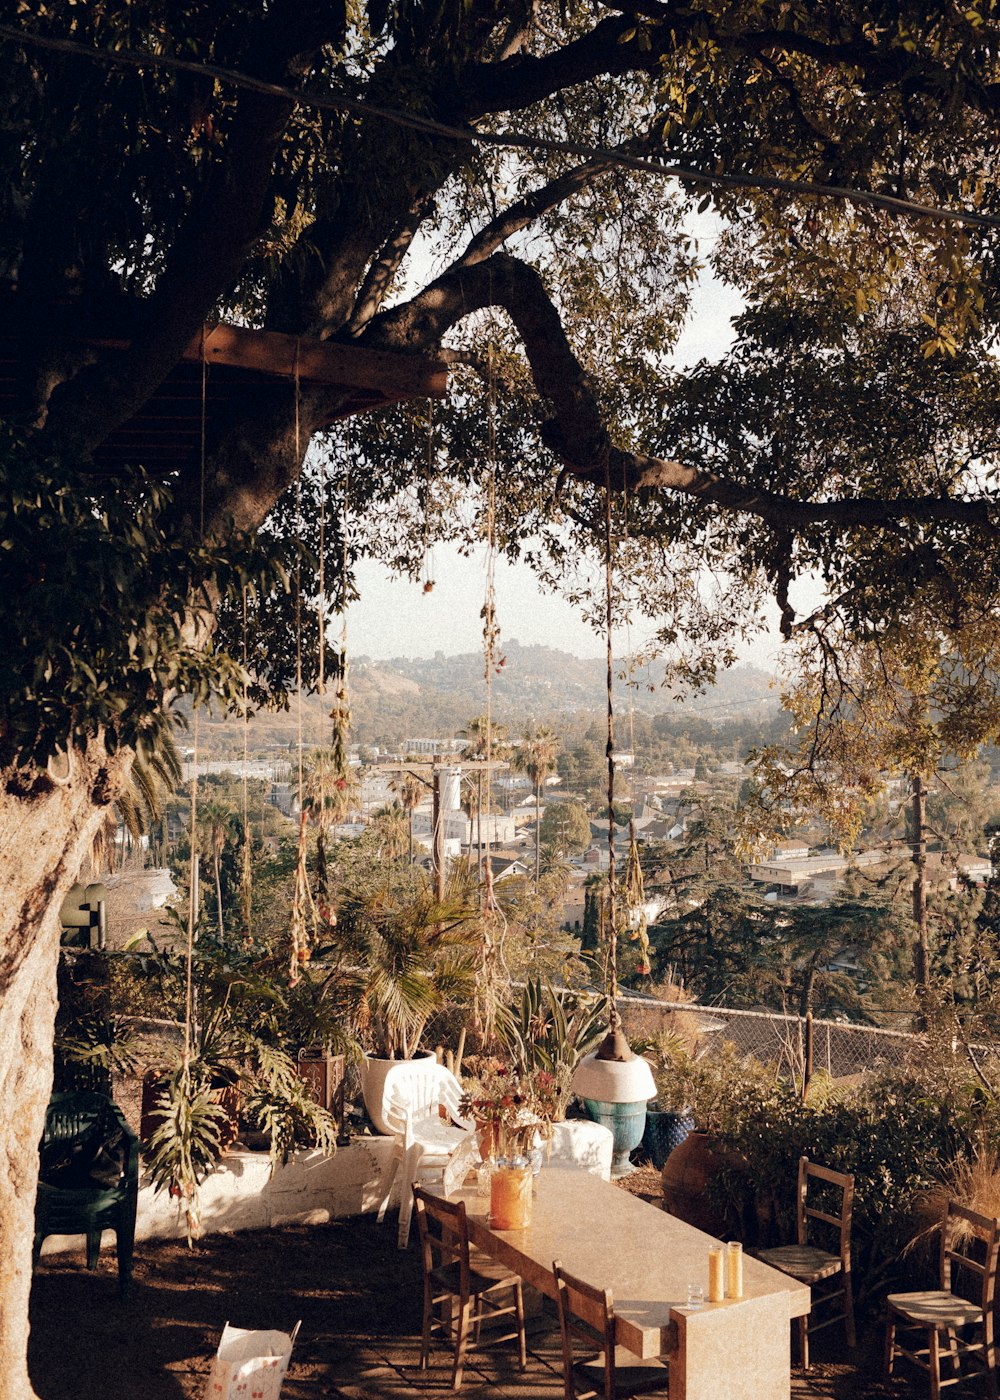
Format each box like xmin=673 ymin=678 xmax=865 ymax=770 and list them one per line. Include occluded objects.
xmin=450 ymin=1167 xmax=811 ymax=1400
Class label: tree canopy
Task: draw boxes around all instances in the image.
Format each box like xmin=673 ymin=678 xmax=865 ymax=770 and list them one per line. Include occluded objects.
xmin=6 ymin=1 xmax=1000 ymax=773
xmin=13 ymin=9 xmax=1000 ymax=1394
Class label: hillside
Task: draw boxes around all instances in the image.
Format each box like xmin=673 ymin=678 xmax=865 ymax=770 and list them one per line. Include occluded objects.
xmin=191 ymin=642 xmax=778 ymax=757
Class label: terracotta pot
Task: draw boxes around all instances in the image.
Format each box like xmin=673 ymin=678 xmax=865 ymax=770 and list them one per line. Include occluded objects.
xmin=660 ymin=1130 xmax=742 ymax=1237
xmin=139 ymin=1068 xmax=240 ymax=1154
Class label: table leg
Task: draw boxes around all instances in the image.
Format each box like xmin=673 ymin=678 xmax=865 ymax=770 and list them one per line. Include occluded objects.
xmin=670 ymin=1294 xmax=792 ymax=1400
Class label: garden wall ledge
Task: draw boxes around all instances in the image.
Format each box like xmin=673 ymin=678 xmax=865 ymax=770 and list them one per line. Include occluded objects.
xmin=39 ymin=1118 xmax=613 ymax=1257
xmin=40 ymin=1135 xmax=396 ymax=1256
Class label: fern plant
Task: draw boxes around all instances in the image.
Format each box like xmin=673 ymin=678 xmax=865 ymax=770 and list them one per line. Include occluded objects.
xmin=243 ymin=1044 xmax=339 ymax=1167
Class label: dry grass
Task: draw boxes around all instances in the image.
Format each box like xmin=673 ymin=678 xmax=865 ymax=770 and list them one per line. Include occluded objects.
xmin=909 ymin=1144 xmax=1000 ymax=1253
xmin=622 ymin=978 xmax=703 ymax=1056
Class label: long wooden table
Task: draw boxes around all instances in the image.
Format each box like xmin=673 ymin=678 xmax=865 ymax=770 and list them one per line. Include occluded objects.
xmin=448 ymin=1167 xmax=810 ymax=1400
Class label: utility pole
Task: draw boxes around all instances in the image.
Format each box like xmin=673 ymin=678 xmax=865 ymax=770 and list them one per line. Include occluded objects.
xmin=432 ymin=763 xmax=445 ymax=903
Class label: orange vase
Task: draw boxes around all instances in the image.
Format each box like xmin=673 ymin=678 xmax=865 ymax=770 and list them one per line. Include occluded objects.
xmin=490 ymin=1161 xmax=533 ymax=1229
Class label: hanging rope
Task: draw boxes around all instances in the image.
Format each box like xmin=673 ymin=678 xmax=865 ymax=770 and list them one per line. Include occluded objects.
xmin=620 ymin=467 xmax=650 ymax=977
xmin=421 ymin=400 xmax=434 ymax=593
xmin=603 ymin=451 xmax=621 ymax=1032
xmin=289 ymin=339 xmax=314 ymax=981
xmin=238 ymin=584 xmax=253 ymax=943
xmin=184 ymin=712 xmax=199 ymax=1073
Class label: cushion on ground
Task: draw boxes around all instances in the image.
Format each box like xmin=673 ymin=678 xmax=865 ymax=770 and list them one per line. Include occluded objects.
xmin=545 ymin=1120 xmax=614 ymax=1180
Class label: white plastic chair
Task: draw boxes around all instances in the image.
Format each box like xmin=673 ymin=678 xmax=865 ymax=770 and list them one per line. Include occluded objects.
xmin=374 ymin=1063 xmax=473 ymax=1247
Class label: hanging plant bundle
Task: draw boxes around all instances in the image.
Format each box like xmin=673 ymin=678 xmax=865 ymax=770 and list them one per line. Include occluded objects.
xmin=289 ymin=810 xmax=318 ymax=983
xmin=623 ymin=823 xmax=651 ymax=977
xmin=145 ymin=1062 xmax=231 ymax=1242
xmin=238 ymin=831 xmax=254 ymax=944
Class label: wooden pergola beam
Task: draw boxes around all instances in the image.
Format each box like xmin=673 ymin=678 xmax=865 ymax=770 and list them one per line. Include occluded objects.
xmin=181 ymin=323 xmax=449 ymax=400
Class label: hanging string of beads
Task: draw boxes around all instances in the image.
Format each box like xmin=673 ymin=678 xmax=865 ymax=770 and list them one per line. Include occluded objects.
xmin=313 ymin=423 xmax=353 ymax=931
xmin=602 ymin=450 xmax=622 ymax=1034
xmin=329 ymin=422 xmax=352 ymax=781
xmin=167 ymin=327 xmax=208 ymax=1238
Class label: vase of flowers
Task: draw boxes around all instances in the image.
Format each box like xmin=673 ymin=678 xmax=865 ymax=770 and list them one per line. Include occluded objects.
xmin=460 ymin=1060 xmax=564 ymax=1229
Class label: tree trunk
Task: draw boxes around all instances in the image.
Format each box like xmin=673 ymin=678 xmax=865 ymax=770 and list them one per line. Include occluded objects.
xmin=214 ymin=852 xmax=225 ymax=947
xmin=0 ymin=741 xmax=123 ymax=1400
xmin=534 ymin=780 xmax=541 ymax=884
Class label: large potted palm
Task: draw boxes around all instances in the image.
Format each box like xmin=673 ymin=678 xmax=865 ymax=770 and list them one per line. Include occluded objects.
xmin=327 ymin=860 xmax=478 ymax=1134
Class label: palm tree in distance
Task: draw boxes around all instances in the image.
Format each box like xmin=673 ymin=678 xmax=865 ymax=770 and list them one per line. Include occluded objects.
xmin=199 ymin=798 xmax=234 ymax=945
xmin=516 ymin=725 xmax=561 ymax=885
xmin=393 ymin=772 xmax=426 ymax=865
xmin=458 ymin=715 xmax=509 ymax=760
xmin=302 ymin=747 xmax=359 ymax=904
xmin=370 ymin=802 xmax=410 ymax=862
xmin=457 ymin=715 xmax=510 ymax=866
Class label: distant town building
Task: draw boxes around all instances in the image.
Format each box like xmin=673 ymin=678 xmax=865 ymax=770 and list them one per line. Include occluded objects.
xmin=748 ymin=846 xmax=905 ymax=895
xmin=181 ymin=759 xmax=291 ymax=783
xmin=270 ymin=781 xmax=295 ymax=817
xmin=488 ymin=854 xmax=530 ymax=882
xmin=750 ymin=844 xmax=992 ymax=899
xmin=401 ymin=738 xmax=467 ymax=756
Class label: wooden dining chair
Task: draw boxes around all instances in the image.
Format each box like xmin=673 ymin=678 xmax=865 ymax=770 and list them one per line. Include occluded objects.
xmin=412 ymin=1187 xmax=527 ymax=1390
xmin=757 ymin=1155 xmax=856 ymax=1369
xmin=552 ymin=1259 xmax=670 ymax=1400
xmin=885 ymin=1200 xmax=999 ymax=1400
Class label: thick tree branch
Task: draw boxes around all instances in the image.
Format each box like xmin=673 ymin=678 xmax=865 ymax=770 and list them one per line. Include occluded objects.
xmin=364 ymin=251 xmax=609 ymax=469
xmin=454 ymin=11 xmax=667 ymax=118
xmin=346 ymin=201 xmax=435 ymax=336
xmin=367 ymin=250 xmax=1000 ymax=541
xmin=39 ymin=4 xmax=339 ymax=454
xmin=6 ymin=23 xmax=999 ymax=238
xmin=451 ymin=151 xmax=618 ymax=269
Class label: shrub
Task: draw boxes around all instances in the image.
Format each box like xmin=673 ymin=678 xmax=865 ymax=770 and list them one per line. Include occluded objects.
xmin=657 ymin=1039 xmax=999 ymax=1307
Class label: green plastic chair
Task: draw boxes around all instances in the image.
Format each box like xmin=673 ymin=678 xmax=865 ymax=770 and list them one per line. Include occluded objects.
xmin=33 ymin=1091 xmax=139 ymax=1298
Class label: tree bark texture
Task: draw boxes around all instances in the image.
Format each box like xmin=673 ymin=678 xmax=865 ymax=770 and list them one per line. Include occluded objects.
xmin=0 ymin=745 xmax=122 ymax=1400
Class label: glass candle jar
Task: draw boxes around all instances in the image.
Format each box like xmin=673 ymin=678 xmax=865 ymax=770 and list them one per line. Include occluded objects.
xmin=726 ymin=1241 xmax=743 ymax=1299
xmin=708 ymin=1244 xmax=725 ymax=1303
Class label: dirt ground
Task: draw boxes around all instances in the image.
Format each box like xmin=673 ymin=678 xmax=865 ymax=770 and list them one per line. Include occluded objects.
xmin=27 ymin=1167 xmax=949 ymax=1400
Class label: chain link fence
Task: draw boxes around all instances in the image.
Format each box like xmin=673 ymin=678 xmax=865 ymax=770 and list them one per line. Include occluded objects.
xmin=620 ymin=993 xmax=926 ymax=1081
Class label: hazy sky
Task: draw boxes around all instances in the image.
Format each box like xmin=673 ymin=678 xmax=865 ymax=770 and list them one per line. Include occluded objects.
xmin=346 ymin=222 xmax=789 ymax=670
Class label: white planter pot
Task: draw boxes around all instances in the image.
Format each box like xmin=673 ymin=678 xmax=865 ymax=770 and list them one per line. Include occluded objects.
xmin=360 ymin=1052 xmax=438 ymax=1135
